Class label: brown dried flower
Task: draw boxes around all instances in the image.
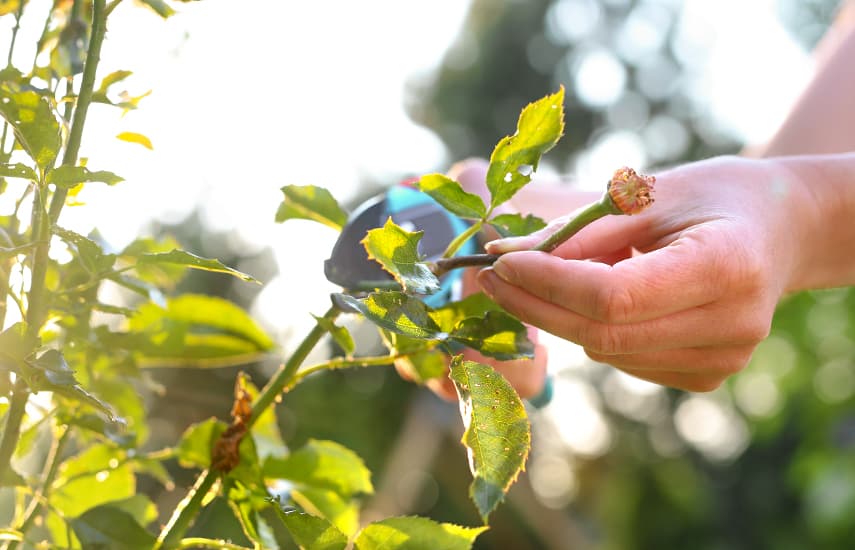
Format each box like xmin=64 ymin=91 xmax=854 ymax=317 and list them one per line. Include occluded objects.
xmin=607 ymin=167 xmax=655 ymax=215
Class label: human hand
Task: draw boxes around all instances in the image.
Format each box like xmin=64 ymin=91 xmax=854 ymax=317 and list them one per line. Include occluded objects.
xmin=477 ymin=156 xmax=815 ymax=391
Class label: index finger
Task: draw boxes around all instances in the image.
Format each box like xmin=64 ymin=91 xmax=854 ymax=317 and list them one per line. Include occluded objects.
xmin=489 ymin=225 xmax=733 ymax=324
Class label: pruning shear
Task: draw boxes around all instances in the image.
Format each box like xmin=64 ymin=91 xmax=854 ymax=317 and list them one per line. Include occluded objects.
xmin=324 ymin=180 xmax=553 ymax=408
xmin=324 ymin=180 xmax=477 ymax=308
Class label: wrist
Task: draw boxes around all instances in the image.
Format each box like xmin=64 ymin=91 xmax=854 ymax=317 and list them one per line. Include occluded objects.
xmin=776 ymin=153 xmax=855 ymax=292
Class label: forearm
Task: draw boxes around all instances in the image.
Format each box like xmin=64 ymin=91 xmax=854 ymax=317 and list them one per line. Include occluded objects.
xmin=760 ymin=7 xmax=855 ymax=157
xmin=779 ymin=153 xmax=855 ymax=291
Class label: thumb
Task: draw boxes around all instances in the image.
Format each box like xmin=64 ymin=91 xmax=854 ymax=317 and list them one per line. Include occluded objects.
xmin=487 ymin=208 xmax=653 ymax=260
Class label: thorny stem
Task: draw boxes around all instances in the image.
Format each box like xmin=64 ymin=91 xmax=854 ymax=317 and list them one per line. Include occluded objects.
xmin=0 ymin=0 xmax=109 ymax=501
xmin=287 ymin=351 xmax=417 ymax=390
xmin=442 ymin=219 xmax=483 ymax=259
xmin=49 ymin=0 xmax=108 ymax=224
xmin=155 ymin=468 xmax=218 ymax=550
xmin=156 ymin=305 xmax=342 ymax=548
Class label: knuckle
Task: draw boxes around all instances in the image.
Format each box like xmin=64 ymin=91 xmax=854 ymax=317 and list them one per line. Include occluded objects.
xmin=580 ymin=322 xmax=625 ymax=355
xmin=593 ymin=284 xmax=635 ymax=324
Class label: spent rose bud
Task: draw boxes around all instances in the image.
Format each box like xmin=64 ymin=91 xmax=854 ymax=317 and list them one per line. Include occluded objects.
xmin=607 ymin=166 xmax=655 ymax=215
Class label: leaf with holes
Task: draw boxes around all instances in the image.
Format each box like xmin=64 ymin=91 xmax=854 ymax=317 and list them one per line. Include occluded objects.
xmin=486 ymin=87 xmax=564 ymax=209
xmin=47 ymin=165 xmax=124 ymax=188
xmin=449 ymin=357 xmax=531 ymax=523
xmin=333 ymin=292 xmax=445 ymax=341
xmin=0 ymin=163 xmax=37 ymax=181
xmin=276 ymin=184 xmax=348 ymax=231
xmin=355 ymin=516 xmax=487 ymax=550
xmin=418 ymin=173 xmax=486 ymax=220
xmin=0 ymin=89 xmax=61 ymax=170
xmin=361 ymin=218 xmax=440 ymax=294
xmin=489 ymin=213 xmax=547 ymax=238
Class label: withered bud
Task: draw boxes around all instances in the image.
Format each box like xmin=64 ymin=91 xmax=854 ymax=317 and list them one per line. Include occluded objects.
xmin=607 ymin=167 xmax=655 ymax=215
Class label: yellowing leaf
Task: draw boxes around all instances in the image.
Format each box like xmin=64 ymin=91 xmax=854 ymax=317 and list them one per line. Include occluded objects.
xmin=116 ymin=131 xmax=153 ymax=150
xmin=486 ymin=87 xmax=565 ymax=209
xmin=449 ymin=311 xmax=535 ymax=360
xmin=361 ymin=218 xmax=440 ymax=295
xmin=0 ymin=89 xmax=62 ymax=170
xmin=334 ymin=292 xmax=445 ymax=341
xmin=449 ymin=357 xmax=531 ymax=523
xmin=355 ymin=516 xmax=487 ymax=550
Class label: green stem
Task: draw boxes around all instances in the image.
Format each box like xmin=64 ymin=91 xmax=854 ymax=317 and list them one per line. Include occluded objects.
xmin=11 ymin=427 xmax=70 ymax=550
xmin=156 ymin=305 xmax=341 ymax=548
xmin=177 ymin=538 xmax=251 ymax=550
xmin=247 ymin=305 xmax=340 ymax=430
xmin=155 ymin=469 xmax=218 ymax=550
xmin=287 ymin=352 xmax=411 ymax=389
xmin=442 ymin=219 xmax=483 ymax=259
xmin=0 ymin=379 xmax=28 ymax=482
xmin=533 ymin=193 xmax=619 ymax=253
xmin=48 ymin=0 xmax=107 ymax=224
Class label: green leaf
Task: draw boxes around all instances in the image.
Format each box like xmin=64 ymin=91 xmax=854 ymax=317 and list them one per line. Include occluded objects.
xmin=127 ymin=294 xmax=274 ymax=365
xmin=228 ymin=482 xmax=278 ymax=549
xmin=418 ymin=173 xmax=486 ymax=219
xmin=116 ymin=131 xmax=153 ymax=149
xmin=313 ymin=315 xmax=355 ymax=356
xmin=135 ymin=249 xmax=259 ymax=283
xmin=70 ymin=505 xmax=157 ymax=550
xmin=361 ymin=218 xmax=440 ymax=294
xmin=272 ymin=508 xmax=348 ymax=550
xmin=394 ymin=349 xmax=447 ymax=384
xmin=139 ymin=0 xmax=176 ymax=18
xmin=486 ymin=87 xmax=565 ymax=209
xmin=176 ymin=417 xmax=227 ymax=469
xmin=334 ymin=292 xmax=445 ymax=340
xmin=23 ymin=349 xmax=119 ymax=421
xmin=0 ymin=322 xmax=38 ymax=371
xmin=291 ymin=488 xmax=359 ymax=538
xmin=0 ymin=88 xmax=62 ymax=170
xmin=449 ymin=311 xmax=535 ymax=361
xmin=276 ymin=184 xmax=348 ymax=230
xmin=51 ymin=444 xmax=136 ymax=518
xmin=0 ymin=163 xmax=37 ymax=181
xmin=355 ymin=516 xmax=487 ymax=550
xmin=119 ymin=235 xmax=185 ymax=289
xmin=54 ymin=226 xmax=117 ymax=274
xmin=264 ymin=439 xmax=373 ymax=497
xmin=449 ymin=357 xmax=531 ymax=523
xmin=431 ymin=293 xmax=504 ymax=333
xmin=47 ymin=165 xmax=124 ymax=188
xmin=489 ymin=213 xmax=547 ymax=238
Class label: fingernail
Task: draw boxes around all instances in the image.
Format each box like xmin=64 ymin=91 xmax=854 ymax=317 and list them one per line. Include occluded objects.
xmin=486 ymin=237 xmax=525 ymax=254
xmin=477 ymin=269 xmax=496 ymax=298
xmin=491 ymin=258 xmax=514 ymax=284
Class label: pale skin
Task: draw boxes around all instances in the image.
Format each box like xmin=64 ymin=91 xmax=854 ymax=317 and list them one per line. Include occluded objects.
xmin=404 ymin=8 xmax=855 ymax=397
